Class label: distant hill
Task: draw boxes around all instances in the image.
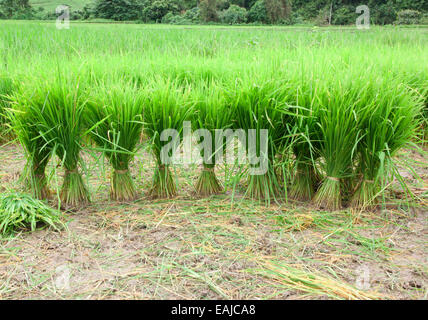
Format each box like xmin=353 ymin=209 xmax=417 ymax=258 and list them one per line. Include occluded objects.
xmin=30 ymin=1 xmax=90 ymax=12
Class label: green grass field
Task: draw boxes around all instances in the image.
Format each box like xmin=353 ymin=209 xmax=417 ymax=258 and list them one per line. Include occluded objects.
xmin=0 ymin=21 xmax=427 ymax=300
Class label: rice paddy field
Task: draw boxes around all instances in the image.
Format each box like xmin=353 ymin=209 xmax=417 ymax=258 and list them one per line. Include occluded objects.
xmin=0 ymin=21 xmax=427 ymax=300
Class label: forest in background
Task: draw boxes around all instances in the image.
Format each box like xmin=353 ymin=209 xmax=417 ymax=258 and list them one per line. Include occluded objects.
xmin=1 ymin=0 xmax=427 ymax=25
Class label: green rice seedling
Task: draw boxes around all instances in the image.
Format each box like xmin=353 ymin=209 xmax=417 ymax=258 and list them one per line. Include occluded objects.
xmin=351 ymin=83 xmax=423 ymax=209
xmin=23 ymin=76 xmax=90 ymax=208
xmin=0 ymin=76 xmax=14 ymax=142
xmin=0 ymin=192 xmax=64 ymax=237
xmin=231 ymin=79 xmax=294 ymax=204
xmin=192 ymin=82 xmax=235 ymax=196
xmin=86 ymin=83 xmax=144 ymax=201
xmin=8 ymin=100 xmax=52 ymax=199
xmin=285 ymin=81 xmax=323 ymax=202
xmin=143 ymin=79 xmax=193 ymax=198
xmin=312 ymin=80 xmax=361 ymax=211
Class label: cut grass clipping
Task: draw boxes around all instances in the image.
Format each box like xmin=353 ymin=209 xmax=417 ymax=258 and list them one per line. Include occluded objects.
xmin=0 ymin=192 xmax=64 ymax=237
xmin=19 ymin=75 xmax=90 ymax=207
xmin=252 ymin=260 xmax=383 ymax=300
xmin=86 ymin=83 xmax=144 ymax=201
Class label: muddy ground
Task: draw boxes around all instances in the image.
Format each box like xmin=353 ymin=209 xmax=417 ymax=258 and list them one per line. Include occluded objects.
xmin=0 ymin=143 xmax=426 ymax=300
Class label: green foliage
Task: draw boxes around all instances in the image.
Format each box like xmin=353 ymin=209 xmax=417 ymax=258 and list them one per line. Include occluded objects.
xmin=372 ymin=2 xmax=397 ymax=25
xmin=396 ymin=9 xmax=422 ymax=25
xmin=0 ymin=0 xmax=32 ymax=19
xmin=93 ymin=0 xmax=144 ymax=21
xmin=219 ymin=4 xmax=247 ymax=24
xmin=199 ymin=0 xmax=218 ymax=22
xmin=183 ymin=6 xmax=200 ymax=23
xmin=142 ymin=0 xmax=181 ymax=22
xmin=264 ymin=0 xmax=291 ymax=23
xmin=248 ymin=0 xmax=269 ymax=23
xmin=331 ymin=6 xmax=354 ymax=25
xmin=0 ymin=192 xmax=64 ymax=237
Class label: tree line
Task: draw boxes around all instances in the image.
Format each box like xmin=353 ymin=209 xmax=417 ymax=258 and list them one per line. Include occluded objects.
xmin=1 ymin=0 xmax=427 ymax=25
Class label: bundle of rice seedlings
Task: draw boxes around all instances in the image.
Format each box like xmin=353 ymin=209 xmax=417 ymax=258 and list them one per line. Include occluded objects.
xmin=0 ymin=76 xmax=14 ymax=142
xmin=86 ymin=83 xmax=144 ymax=201
xmin=143 ymin=79 xmax=192 ymax=198
xmin=351 ymin=83 xmax=423 ymax=209
xmin=288 ymin=84 xmax=322 ymax=201
xmin=23 ymin=76 xmax=90 ymax=207
xmin=8 ymin=101 xmax=52 ymax=199
xmin=192 ymin=82 xmax=234 ymax=196
xmin=0 ymin=192 xmax=64 ymax=237
xmin=313 ymin=80 xmax=361 ymax=211
xmin=232 ymin=79 xmax=294 ymax=203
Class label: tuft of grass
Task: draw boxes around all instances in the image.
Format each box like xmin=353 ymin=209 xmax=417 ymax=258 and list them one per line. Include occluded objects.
xmin=0 ymin=192 xmax=64 ymax=237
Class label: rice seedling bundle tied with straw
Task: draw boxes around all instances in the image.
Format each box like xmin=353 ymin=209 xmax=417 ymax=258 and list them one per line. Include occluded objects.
xmin=143 ymin=79 xmax=193 ymax=198
xmin=8 ymin=97 xmax=52 ymax=200
xmin=351 ymin=80 xmax=423 ymax=209
xmin=192 ymin=82 xmax=235 ymax=196
xmin=312 ymin=79 xmax=361 ymax=211
xmin=13 ymin=75 xmax=90 ymax=208
xmin=231 ymin=79 xmax=295 ymax=204
xmin=86 ymin=83 xmax=144 ymax=201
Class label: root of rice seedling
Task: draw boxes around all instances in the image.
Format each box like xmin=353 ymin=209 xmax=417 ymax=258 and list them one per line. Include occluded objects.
xmin=150 ymin=165 xmax=176 ymax=198
xmin=290 ymin=161 xmax=318 ymax=201
xmin=110 ymin=169 xmax=136 ymax=201
xmin=195 ymin=166 xmax=223 ymax=196
xmin=60 ymin=169 xmax=90 ymax=207
xmin=313 ymin=176 xmax=342 ymax=211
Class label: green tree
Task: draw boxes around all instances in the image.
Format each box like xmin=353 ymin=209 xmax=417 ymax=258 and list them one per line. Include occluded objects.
xmin=248 ymin=0 xmax=269 ymax=23
xmin=0 ymin=0 xmax=32 ymax=19
xmin=219 ymin=4 xmax=247 ymax=24
xmin=264 ymin=0 xmax=291 ymax=23
xmin=93 ymin=0 xmax=144 ymax=21
xmin=199 ymin=0 xmax=218 ymax=22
